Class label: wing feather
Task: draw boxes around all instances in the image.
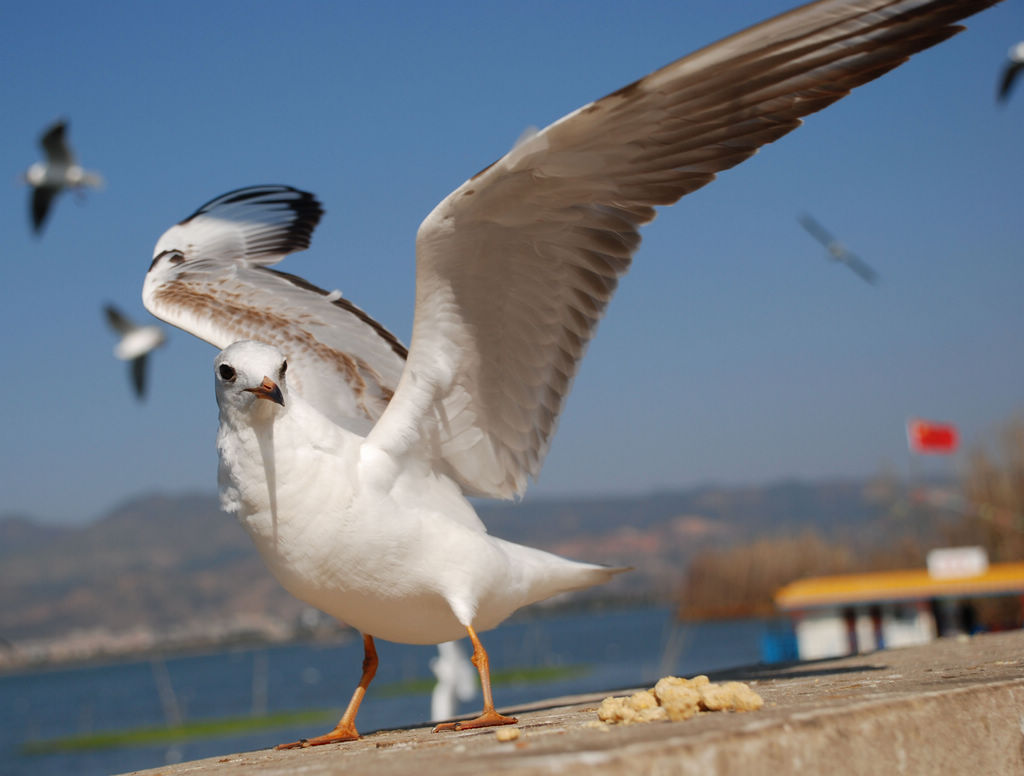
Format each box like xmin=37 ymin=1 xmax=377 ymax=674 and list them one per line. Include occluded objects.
xmin=143 ymin=185 xmax=407 ymax=432
xmin=40 ymin=120 xmax=73 ymax=166
xmin=131 ymin=356 xmax=148 ymax=399
xmin=367 ymin=0 xmax=998 ymax=498
xmin=31 ymin=187 xmax=57 ymax=234
xmin=104 ymin=304 xmax=137 ymax=335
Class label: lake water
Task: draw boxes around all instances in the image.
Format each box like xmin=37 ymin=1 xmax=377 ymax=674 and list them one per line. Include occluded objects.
xmin=0 ymin=607 xmax=764 ymax=776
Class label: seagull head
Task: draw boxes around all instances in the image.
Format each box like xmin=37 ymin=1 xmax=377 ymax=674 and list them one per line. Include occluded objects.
xmin=24 ymin=162 xmax=47 ymax=187
xmin=214 ymin=341 xmax=289 ymax=418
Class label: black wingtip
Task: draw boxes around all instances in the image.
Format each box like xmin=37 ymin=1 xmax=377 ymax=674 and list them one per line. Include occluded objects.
xmin=131 ymin=356 xmax=148 ymax=401
xmin=31 ymin=187 xmax=56 ymax=236
xmin=41 ymin=118 xmax=68 ymax=141
xmin=997 ymin=61 xmax=1022 ymax=104
xmin=178 ymin=185 xmax=325 ymax=257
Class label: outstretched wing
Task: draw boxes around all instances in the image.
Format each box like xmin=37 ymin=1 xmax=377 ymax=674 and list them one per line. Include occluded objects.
xmin=367 ymin=0 xmax=997 ymax=499
xmin=31 ymin=186 xmax=58 ymax=234
xmin=131 ymin=355 xmax=149 ymax=400
xmin=798 ymin=213 xmax=839 ymax=250
xmin=840 ymin=251 xmax=880 ymax=285
xmin=104 ymin=304 xmax=137 ymax=335
xmin=143 ymin=185 xmax=407 ymax=433
xmin=998 ymin=59 xmax=1023 ymax=102
xmin=40 ymin=119 xmax=73 ymax=166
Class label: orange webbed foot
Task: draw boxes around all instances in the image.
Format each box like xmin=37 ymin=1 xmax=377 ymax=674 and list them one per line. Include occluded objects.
xmin=275 ymin=633 xmax=378 ymax=750
xmin=432 ymin=709 xmax=518 ymax=733
xmin=275 ymin=722 xmax=360 ymax=749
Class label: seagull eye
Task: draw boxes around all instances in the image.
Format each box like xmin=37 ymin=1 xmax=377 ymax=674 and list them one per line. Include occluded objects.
xmin=279 ymin=360 xmax=288 ymax=378
xmin=219 ymin=364 xmax=236 ymax=382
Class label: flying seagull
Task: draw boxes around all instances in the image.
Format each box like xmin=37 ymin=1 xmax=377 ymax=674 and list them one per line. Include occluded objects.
xmin=798 ymin=213 xmax=880 ymax=285
xmin=23 ymin=119 xmax=104 ymax=235
xmin=997 ymin=41 xmax=1024 ymax=102
xmin=103 ymin=305 xmax=167 ymax=400
xmin=142 ymin=0 xmax=998 ymax=747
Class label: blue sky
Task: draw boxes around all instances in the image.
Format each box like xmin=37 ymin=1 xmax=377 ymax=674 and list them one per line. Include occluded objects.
xmin=2 ymin=1 xmax=1022 ymax=524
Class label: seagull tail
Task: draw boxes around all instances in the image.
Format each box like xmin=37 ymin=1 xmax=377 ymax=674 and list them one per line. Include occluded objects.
xmin=501 ymin=539 xmax=631 ymax=608
xmin=80 ymin=171 xmax=105 ymax=190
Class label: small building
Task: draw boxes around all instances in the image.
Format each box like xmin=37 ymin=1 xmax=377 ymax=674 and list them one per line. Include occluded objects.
xmin=773 ymin=552 xmax=1024 ymax=661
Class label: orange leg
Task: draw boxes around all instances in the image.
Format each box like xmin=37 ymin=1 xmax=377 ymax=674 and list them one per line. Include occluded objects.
xmin=432 ymin=625 xmax=518 ymax=732
xmin=276 ymin=633 xmax=379 ymax=749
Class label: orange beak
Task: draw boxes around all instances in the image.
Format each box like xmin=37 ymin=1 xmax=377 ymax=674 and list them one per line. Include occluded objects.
xmin=245 ymin=376 xmax=284 ymax=406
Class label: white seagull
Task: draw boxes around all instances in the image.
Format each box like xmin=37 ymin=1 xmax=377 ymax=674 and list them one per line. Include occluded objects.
xmin=103 ymin=305 xmax=167 ymax=400
xmin=24 ymin=119 xmax=104 ymax=235
xmin=142 ymin=0 xmax=998 ymax=747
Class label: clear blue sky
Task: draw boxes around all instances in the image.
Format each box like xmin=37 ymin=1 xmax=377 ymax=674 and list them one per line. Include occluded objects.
xmin=2 ymin=1 xmax=1022 ymax=524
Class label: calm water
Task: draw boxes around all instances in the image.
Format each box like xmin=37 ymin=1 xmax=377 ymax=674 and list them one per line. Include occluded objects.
xmin=0 ymin=607 xmax=763 ymax=776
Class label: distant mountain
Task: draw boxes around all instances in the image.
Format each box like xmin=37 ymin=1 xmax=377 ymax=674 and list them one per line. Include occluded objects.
xmin=482 ymin=478 xmax=900 ymax=547
xmin=0 ymin=493 xmax=299 ymax=646
xmin=0 ymin=515 xmax=71 ymax=559
xmin=0 ymin=477 xmax=942 ymax=653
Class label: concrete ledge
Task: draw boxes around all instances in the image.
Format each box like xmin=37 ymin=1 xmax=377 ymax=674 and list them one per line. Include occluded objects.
xmin=123 ymin=630 xmax=1024 ymax=776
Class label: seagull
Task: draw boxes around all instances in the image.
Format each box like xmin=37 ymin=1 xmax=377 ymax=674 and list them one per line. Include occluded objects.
xmin=430 ymin=641 xmax=479 ymax=723
xmin=142 ymin=0 xmax=998 ymax=747
xmin=797 ymin=213 xmax=880 ymax=285
xmin=997 ymin=41 xmax=1024 ymax=102
xmin=103 ymin=305 xmax=167 ymax=400
xmin=23 ymin=119 xmax=104 ymax=235
xmin=215 ymin=338 xmax=622 ymax=739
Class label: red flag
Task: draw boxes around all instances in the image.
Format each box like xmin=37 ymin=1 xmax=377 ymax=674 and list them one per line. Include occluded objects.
xmin=906 ymin=418 xmax=958 ymax=455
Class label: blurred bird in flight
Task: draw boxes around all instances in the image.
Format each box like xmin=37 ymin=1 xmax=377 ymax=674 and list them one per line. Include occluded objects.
xmin=997 ymin=41 xmax=1024 ymax=102
xmin=798 ymin=213 xmax=880 ymax=285
xmin=23 ymin=119 xmax=103 ymax=235
xmin=103 ymin=304 xmax=166 ymax=400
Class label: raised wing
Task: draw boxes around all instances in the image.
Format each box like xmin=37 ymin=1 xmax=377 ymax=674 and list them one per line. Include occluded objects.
xmin=40 ymin=120 xmax=73 ymax=166
xmin=798 ymin=213 xmax=838 ymax=250
xmin=104 ymin=304 xmax=137 ymax=335
xmin=368 ymin=0 xmax=997 ymax=499
xmin=143 ymin=185 xmax=407 ymax=433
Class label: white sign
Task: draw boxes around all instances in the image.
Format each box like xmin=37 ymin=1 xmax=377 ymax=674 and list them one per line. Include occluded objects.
xmin=927 ymin=546 xmax=989 ymax=579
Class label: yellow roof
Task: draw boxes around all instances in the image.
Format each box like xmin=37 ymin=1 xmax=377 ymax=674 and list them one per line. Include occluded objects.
xmin=775 ymin=561 xmax=1024 ymax=610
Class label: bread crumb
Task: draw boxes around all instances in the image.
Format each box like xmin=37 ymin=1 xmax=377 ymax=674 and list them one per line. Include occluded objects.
xmin=699 ymin=681 xmax=764 ymax=712
xmin=597 ymin=695 xmax=638 ymax=724
xmin=629 ymin=690 xmax=658 ymax=710
xmin=495 ymin=727 xmax=520 ymax=742
xmin=596 ymin=691 xmax=666 ymax=724
xmin=636 ymin=706 xmax=669 ymax=723
xmin=654 ymin=677 xmax=700 ymax=721
xmin=598 ymin=676 xmax=763 ymax=725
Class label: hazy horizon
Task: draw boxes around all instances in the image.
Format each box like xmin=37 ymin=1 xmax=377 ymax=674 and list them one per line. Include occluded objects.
xmin=5 ymin=468 xmax=960 ymax=528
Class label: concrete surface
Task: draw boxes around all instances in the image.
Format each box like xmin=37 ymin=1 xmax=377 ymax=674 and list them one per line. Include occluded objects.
xmin=122 ymin=630 xmax=1024 ymax=776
